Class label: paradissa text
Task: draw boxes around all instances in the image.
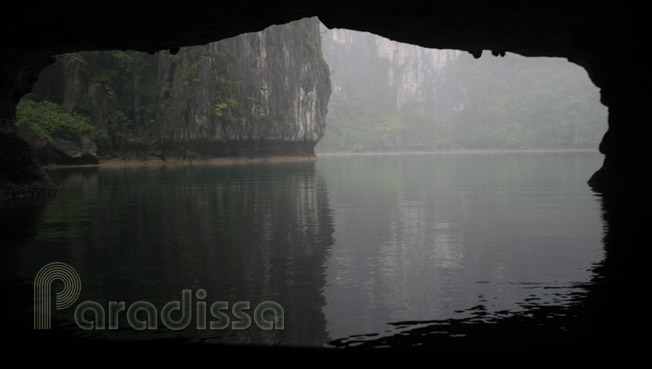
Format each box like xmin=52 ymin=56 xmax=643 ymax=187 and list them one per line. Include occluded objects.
xmin=74 ymin=289 xmax=284 ymax=331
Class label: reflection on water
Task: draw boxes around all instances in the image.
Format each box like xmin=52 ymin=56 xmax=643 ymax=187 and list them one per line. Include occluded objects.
xmin=1 ymin=162 xmax=333 ymax=346
xmin=318 ymin=153 xmax=604 ymax=344
xmin=0 ymin=151 xmax=631 ymax=350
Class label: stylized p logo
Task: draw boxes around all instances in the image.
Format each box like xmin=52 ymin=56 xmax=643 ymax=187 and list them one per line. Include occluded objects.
xmin=34 ymin=262 xmax=81 ymax=330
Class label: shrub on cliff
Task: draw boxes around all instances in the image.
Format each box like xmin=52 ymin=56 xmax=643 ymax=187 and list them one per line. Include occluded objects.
xmin=16 ymin=97 xmax=107 ymax=142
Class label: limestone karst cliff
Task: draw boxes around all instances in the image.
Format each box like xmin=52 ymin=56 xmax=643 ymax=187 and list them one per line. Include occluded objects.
xmin=19 ymin=17 xmax=330 ymax=164
xmin=317 ymin=27 xmax=605 ymax=152
xmin=322 ymin=27 xmax=460 ymax=110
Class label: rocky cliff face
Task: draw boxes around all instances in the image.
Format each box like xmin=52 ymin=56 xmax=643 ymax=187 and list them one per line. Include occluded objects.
xmin=318 ymin=27 xmax=605 ymax=153
xmin=23 ymin=17 xmax=330 ymax=163
xmin=322 ymin=27 xmax=459 ymax=111
xmin=158 ymin=18 xmax=330 ymax=158
xmin=318 ymin=27 xmax=462 ymax=151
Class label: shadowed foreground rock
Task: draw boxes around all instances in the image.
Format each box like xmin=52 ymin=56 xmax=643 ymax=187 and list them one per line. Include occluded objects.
xmin=0 ymin=131 xmax=56 ymax=200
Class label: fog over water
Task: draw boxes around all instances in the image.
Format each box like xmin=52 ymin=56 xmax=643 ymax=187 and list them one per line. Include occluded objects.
xmin=317 ymin=26 xmax=607 ymax=153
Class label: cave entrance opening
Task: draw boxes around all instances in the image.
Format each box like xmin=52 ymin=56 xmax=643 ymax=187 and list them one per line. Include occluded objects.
xmin=13 ymin=19 xmax=607 ymax=167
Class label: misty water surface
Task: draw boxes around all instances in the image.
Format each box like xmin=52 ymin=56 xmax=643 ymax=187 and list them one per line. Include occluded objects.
xmin=0 ymin=152 xmax=605 ymax=347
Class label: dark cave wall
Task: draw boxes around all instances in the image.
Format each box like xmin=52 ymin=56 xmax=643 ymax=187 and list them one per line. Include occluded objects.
xmin=1 ymin=53 xmax=57 ymax=200
xmin=0 ymin=1 xmax=644 ymax=200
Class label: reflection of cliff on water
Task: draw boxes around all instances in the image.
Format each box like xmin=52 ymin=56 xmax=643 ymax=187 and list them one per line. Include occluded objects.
xmin=1 ymin=156 xmax=643 ymax=354
xmin=1 ymin=162 xmax=335 ymax=347
xmin=328 ymin=190 xmax=644 ymax=352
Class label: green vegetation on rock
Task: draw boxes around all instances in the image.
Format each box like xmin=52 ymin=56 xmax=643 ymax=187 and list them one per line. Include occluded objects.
xmin=16 ymin=97 xmax=107 ymax=142
xmin=19 ymin=17 xmax=331 ymax=162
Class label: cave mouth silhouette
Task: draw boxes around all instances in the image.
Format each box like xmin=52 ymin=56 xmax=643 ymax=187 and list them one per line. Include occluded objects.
xmin=0 ymin=2 xmax=646 ymax=356
xmin=1 ymin=3 xmax=643 ymax=201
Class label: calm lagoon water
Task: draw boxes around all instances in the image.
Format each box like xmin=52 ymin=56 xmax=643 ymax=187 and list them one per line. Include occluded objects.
xmin=0 ymin=151 xmax=606 ymax=347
